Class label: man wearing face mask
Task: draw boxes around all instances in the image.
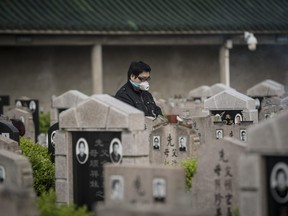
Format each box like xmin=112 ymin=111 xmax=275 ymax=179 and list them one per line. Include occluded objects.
xmin=115 ymin=61 xmax=162 ymax=117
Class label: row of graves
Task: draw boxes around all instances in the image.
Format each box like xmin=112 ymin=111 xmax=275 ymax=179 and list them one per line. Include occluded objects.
xmin=0 ymin=78 xmax=287 ymax=216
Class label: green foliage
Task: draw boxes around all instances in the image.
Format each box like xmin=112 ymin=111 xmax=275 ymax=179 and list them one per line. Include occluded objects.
xmin=37 ymin=189 xmax=92 ymax=216
xmin=20 ymin=137 xmax=55 ymax=195
xmin=39 ymin=112 xmax=50 ymax=134
xmin=233 ymin=208 xmax=240 ymax=216
xmin=178 ymin=157 xmax=197 ymax=190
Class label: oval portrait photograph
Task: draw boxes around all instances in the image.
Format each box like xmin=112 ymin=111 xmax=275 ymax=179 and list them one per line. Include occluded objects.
xmin=75 ymin=138 xmax=89 ymax=164
xmin=109 ymin=138 xmax=123 ymax=164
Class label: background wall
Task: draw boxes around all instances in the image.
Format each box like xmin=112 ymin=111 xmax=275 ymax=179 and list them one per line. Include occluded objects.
xmin=0 ymin=45 xmax=287 ymax=113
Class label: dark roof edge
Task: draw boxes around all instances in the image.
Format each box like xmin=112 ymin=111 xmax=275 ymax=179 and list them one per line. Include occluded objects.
xmin=1 ymin=29 xmax=288 ymax=35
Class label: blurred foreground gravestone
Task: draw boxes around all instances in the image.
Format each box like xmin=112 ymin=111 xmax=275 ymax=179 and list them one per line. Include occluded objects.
xmin=54 ymin=94 xmax=147 ymax=211
xmin=0 ymin=149 xmax=38 ymax=216
xmin=239 ymin=110 xmax=288 ymax=216
xmin=96 ymin=164 xmax=210 ymax=216
xmin=0 ymin=135 xmax=20 ymax=153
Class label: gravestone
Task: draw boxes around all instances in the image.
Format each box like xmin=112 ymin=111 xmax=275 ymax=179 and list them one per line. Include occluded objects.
xmin=47 ymin=122 xmax=59 ymax=163
xmin=0 ymin=135 xmax=20 ymax=153
xmin=15 ymin=97 xmax=39 ymax=142
xmin=149 ymin=121 xmax=200 ymax=165
xmin=6 ymin=107 xmax=35 ymax=142
xmin=239 ymin=110 xmax=288 ymax=216
xmin=0 ymin=95 xmax=10 ymax=115
xmin=54 ymin=94 xmax=147 ymax=211
xmin=0 ymin=149 xmax=38 ymax=216
xmin=189 ymin=137 xmax=246 ymax=215
xmin=187 ymin=85 xmax=211 ymax=102
xmin=0 ymin=120 xmax=20 ymax=143
xmin=103 ymin=164 xmax=186 ymax=206
xmin=247 ymin=79 xmax=286 ymax=121
xmin=50 ymin=90 xmax=89 ymax=126
xmin=210 ymin=83 xmax=235 ymax=96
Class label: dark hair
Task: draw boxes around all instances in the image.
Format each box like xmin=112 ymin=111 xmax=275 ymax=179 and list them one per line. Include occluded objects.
xmin=127 ymin=61 xmax=151 ymax=80
xmin=113 ymin=142 xmax=119 ymax=148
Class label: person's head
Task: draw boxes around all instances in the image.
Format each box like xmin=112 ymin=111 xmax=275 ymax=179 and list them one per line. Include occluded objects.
xmin=217 ymin=130 xmax=222 ymax=136
xmin=112 ymin=179 xmax=121 ymax=192
xmin=179 ymin=137 xmax=184 ymax=146
xmin=241 ymin=131 xmax=246 ymax=137
xmin=79 ymin=141 xmax=85 ymax=154
xmin=113 ymin=142 xmax=120 ymax=154
xmin=154 ymin=137 xmax=159 ymax=145
xmin=236 ymin=115 xmax=240 ymax=123
xmin=155 ymin=181 xmax=164 ymax=196
xmin=128 ymin=61 xmax=151 ymax=83
xmin=276 ymin=169 xmax=287 ymax=191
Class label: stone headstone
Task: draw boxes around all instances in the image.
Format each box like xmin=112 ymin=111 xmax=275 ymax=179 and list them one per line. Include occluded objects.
xmin=55 ymin=94 xmax=146 ymax=210
xmin=103 ymin=164 xmax=185 ymax=207
xmin=15 ymin=97 xmax=39 ymax=142
xmin=0 ymin=95 xmax=10 ymax=115
xmin=149 ymin=122 xmax=200 ymax=165
xmin=190 ymin=137 xmax=246 ymax=215
xmin=247 ymin=79 xmax=285 ymax=98
xmin=187 ymin=85 xmax=212 ymax=102
xmin=0 ymin=149 xmax=38 ymax=216
xmin=239 ymin=110 xmax=288 ymax=216
xmin=210 ymin=83 xmax=235 ymax=96
xmin=0 ymin=120 xmax=19 ymax=143
xmin=203 ymin=89 xmax=258 ymax=124
xmin=0 ymin=135 xmax=20 ymax=153
xmin=5 ymin=107 xmax=35 ymax=142
xmin=50 ymin=90 xmax=89 ymax=126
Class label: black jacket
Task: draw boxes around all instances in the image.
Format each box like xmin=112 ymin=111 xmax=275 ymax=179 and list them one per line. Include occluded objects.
xmin=115 ymin=81 xmax=162 ymax=117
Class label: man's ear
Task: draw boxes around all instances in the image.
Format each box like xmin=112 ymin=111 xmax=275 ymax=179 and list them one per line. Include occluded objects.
xmin=130 ymin=74 xmax=137 ymax=80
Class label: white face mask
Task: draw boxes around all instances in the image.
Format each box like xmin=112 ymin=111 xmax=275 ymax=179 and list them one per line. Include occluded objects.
xmin=139 ymin=81 xmax=150 ymax=91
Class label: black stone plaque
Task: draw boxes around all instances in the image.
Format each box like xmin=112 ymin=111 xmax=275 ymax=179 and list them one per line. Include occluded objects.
xmin=211 ymin=110 xmax=243 ymax=125
xmin=0 ymin=120 xmax=19 ymax=143
xmin=15 ymin=99 xmax=39 ymax=141
xmin=266 ymin=156 xmax=288 ymax=216
xmin=47 ymin=123 xmax=59 ymax=163
xmin=0 ymin=95 xmax=10 ymax=115
xmin=72 ymin=131 xmax=122 ymax=211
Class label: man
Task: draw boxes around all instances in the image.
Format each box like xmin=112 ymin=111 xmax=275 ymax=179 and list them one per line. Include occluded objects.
xmin=240 ymin=130 xmax=247 ymax=142
xmin=115 ymin=61 xmax=162 ymax=117
xmin=153 ymin=178 xmax=166 ymax=202
xmin=110 ymin=141 xmax=121 ymax=163
xmin=77 ymin=141 xmax=87 ymax=164
xmin=179 ymin=137 xmax=186 ymax=151
xmin=153 ymin=136 xmax=160 ymax=150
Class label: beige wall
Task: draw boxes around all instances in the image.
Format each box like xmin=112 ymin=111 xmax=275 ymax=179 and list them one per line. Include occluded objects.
xmin=0 ymin=45 xmax=287 ymax=113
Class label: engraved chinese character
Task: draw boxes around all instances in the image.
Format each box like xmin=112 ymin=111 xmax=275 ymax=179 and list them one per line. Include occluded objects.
xmin=164 ymin=149 xmax=169 ymax=157
xmin=89 ymin=160 xmax=99 ymax=168
xmin=90 ymin=180 xmax=99 ymax=188
xmin=225 ymin=166 xmax=233 ymax=177
xmin=214 ymin=164 xmax=221 ymax=176
xmin=226 ymin=207 xmax=233 ymax=216
xmin=90 ymin=170 xmax=99 ymax=178
xmin=215 ymin=207 xmax=222 ymax=216
xmin=225 ymin=193 xmax=233 ymax=205
xmin=229 ymin=131 xmax=233 ymax=137
xmin=215 ymin=179 xmax=221 ymax=191
xmin=167 ymin=134 xmax=174 ymax=146
xmin=96 ymin=191 xmax=104 ymax=198
xmin=95 ymin=139 xmax=104 ymax=147
xmin=90 ymin=149 xmax=99 ymax=158
xmin=215 ymin=193 xmax=224 ymax=206
xmin=219 ymin=149 xmax=228 ymax=163
xmin=172 ymin=149 xmax=178 ymax=157
xmin=224 ymin=179 xmax=232 ymax=191
xmin=100 ymin=149 xmax=109 ymax=157
xmin=134 ymin=176 xmax=145 ymax=196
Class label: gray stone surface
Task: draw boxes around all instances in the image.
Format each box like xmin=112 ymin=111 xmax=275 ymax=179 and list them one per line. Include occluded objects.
xmin=204 ymin=89 xmax=256 ymax=111
xmin=0 ymin=135 xmax=20 ymax=153
xmin=247 ymin=79 xmax=285 ymax=97
xmin=121 ymin=130 xmax=149 ymax=156
xmin=6 ymin=107 xmax=35 ymax=142
xmin=52 ymin=90 xmax=89 ymax=109
xmin=189 ymin=132 xmax=246 ymax=215
xmin=248 ymin=110 xmax=288 ymax=153
xmin=210 ymin=83 xmax=235 ymax=96
xmin=60 ymin=95 xmax=145 ymax=131
xmin=0 ymin=149 xmax=34 ymax=192
xmin=188 ymin=85 xmax=211 ymax=100
xmin=239 ymin=191 xmax=266 ymax=216
xmin=103 ymin=164 xmax=186 ymax=207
